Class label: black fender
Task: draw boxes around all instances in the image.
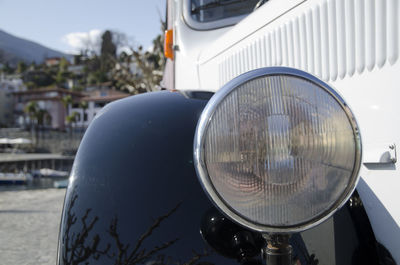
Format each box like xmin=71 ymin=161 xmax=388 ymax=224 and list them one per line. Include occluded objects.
xmin=57 ymin=91 xmax=388 ymax=265
xmin=57 ymin=91 xmax=245 ymax=265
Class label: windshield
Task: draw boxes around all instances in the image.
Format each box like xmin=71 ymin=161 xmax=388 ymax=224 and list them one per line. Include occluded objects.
xmin=184 ymin=0 xmax=259 ymax=29
xmin=190 ymin=0 xmax=259 ymax=23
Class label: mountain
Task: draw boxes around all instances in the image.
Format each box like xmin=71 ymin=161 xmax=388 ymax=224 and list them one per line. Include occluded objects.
xmin=0 ymin=29 xmax=71 ymax=66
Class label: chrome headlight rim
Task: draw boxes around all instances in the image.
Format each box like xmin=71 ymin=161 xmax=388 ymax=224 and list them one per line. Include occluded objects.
xmin=194 ymin=66 xmax=362 ymax=233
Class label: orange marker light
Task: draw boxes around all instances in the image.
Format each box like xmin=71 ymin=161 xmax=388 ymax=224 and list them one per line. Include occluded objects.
xmin=164 ymin=29 xmax=174 ymax=60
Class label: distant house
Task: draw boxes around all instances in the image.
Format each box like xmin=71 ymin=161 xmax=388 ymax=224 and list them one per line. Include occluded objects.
xmin=69 ymin=88 xmax=130 ymax=128
xmin=23 ymin=70 xmax=53 ymax=86
xmin=65 ymin=65 xmax=85 ymax=90
xmin=67 ymin=64 xmax=85 ymax=75
xmin=0 ymin=73 xmax=26 ymax=127
xmin=45 ymin=57 xmax=62 ymax=67
xmin=13 ymin=87 xmax=85 ymax=130
xmin=85 ymin=82 xmax=112 ymax=92
xmin=0 ymin=73 xmax=26 ymax=91
xmin=115 ymin=61 xmax=142 ymax=76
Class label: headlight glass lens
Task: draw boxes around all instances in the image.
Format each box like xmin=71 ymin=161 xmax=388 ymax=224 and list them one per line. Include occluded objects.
xmin=200 ymin=73 xmax=360 ymax=229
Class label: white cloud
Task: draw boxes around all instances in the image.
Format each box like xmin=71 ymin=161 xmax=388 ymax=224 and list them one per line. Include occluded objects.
xmin=146 ymin=44 xmax=154 ymax=53
xmin=62 ymin=29 xmax=102 ymax=55
xmin=118 ymin=46 xmax=133 ymax=55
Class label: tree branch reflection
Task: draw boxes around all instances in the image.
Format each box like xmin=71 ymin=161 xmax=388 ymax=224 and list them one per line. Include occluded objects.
xmin=61 ymin=195 xmax=213 ymax=265
xmin=62 ymin=194 xmax=110 ymax=265
xmin=106 ymin=203 xmax=181 ymax=264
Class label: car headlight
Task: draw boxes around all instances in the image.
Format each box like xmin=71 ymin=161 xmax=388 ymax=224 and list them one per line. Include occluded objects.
xmin=194 ymin=67 xmax=362 ymax=233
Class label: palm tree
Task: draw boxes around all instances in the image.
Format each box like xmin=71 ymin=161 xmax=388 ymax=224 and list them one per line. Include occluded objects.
xmin=45 ymin=112 xmax=52 ymax=127
xmin=34 ymin=108 xmax=50 ymax=143
xmin=24 ymin=101 xmax=38 ymax=131
xmin=36 ymin=109 xmax=51 ymax=130
xmin=79 ymin=101 xmax=88 ymax=128
xmin=61 ymin=95 xmax=73 ymax=116
xmin=66 ymin=112 xmax=79 ymax=136
xmin=65 ymin=114 xmax=75 ymax=136
xmin=61 ymin=95 xmax=73 ymax=131
xmin=36 ymin=109 xmax=48 ymax=127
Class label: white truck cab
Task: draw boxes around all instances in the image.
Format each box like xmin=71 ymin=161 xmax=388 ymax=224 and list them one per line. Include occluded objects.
xmin=165 ymin=0 xmax=400 ymax=264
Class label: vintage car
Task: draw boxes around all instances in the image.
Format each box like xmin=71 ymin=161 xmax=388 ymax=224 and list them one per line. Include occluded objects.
xmin=57 ymin=0 xmax=399 ymax=264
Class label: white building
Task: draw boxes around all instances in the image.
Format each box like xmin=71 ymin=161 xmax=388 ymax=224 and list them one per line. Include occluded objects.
xmin=13 ymin=87 xmax=84 ymax=130
xmin=0 ymin=73 xmax=26 ymax=126
xmin=69 ymin=88 xmax=129 ymax=128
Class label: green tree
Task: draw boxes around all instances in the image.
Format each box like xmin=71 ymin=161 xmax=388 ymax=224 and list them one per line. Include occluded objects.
xmin=59 ymin=57 xmax=69 ymax=72
xmin=73 ymin=54 xmax=82 ymax=65
xmin=36 ymin=109 xmax=50 ymax=128
xmin=87 ymin=70 xmax=108 ymax=85
xmin=25 ymin=70 xmax=55 ymax=88
xmin=23 ymin=101 xmax=38 ymax=141
xmin=3 ymin=62 xmax=14 ymax=74
xmin=29 ymin=61 xmax=37 ymax=71
xmin=55 ymin=71 xmax=66 ymax=85
xmin=109 ymin=30 xmax=165 ymax=93
xmin=24 ymin=101 xmax=38 ymax=129
xmin=35 ymin=108 xmax=51 ymax=142
xmin=100 ymin=30 xmax=116 ymax=72
xmin=0 ymin=49 xmax=4 ymax=64
xmin=101 ymin=30 xmax=116 ymax=58
xmin=66 ymin=112 xmax=79 ymax=136
xmin=61 ymin=95 xmax=73 ymax=117
xmin=17 ymin=61 xmax=27 ymax=74
xmin=130 ymin=35 xmax=165 ymax=92
xmin=79 ymin=101 xmax=88 ymax=127
xmin=45 ymin=111 xmax=52 ymax=126
xmin=54 ymin=58 xmax=70 ymax=87
xmin=25 ymin=81 xmax=36 ymax=90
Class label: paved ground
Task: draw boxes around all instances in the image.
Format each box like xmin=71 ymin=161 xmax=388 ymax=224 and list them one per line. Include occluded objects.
xmin=0 ymin=188 xmax=66 ymax=265
xmin=0 ymin=153 xmax=74 ymax=162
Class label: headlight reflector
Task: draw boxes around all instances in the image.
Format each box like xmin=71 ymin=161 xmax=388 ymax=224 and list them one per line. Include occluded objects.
xmin=194 ymin=67 xmax=361 ymax=232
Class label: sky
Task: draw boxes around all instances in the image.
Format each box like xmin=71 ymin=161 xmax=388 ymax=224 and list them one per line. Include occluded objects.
xmin=0 ymin=0 xmax=166 ymax=54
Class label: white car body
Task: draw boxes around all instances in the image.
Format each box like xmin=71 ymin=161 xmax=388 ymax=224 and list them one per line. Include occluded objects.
xmin=169 ymin=0 xmax=400 ymax=263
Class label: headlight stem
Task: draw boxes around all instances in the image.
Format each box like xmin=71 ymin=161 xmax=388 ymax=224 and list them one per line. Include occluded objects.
xmin=262 ymin=234 xmax=293 ymax=265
